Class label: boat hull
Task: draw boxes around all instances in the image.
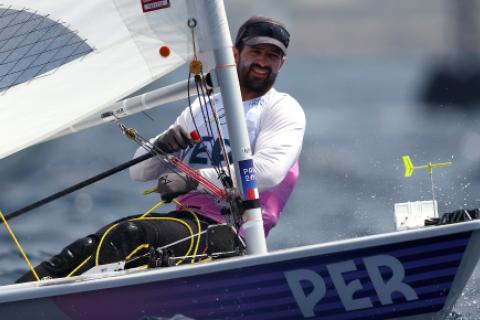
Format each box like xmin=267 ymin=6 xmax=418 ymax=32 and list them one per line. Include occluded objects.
xmin=1 ymin=221 xmax=480 ymax=320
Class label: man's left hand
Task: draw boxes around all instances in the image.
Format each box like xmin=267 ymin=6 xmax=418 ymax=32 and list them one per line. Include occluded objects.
xmin=154 ymin=125 xmax=193 ymax=154
xmin=157 ymin=171 xmax=199 ymax=202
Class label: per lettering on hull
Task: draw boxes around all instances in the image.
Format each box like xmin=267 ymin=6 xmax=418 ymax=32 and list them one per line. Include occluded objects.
xmin=285 ymin=255 xmax=419 ymax=318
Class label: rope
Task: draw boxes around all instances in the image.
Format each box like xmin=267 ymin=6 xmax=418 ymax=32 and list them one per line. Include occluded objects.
xmin=199 ymin=49 xmax=232 ymax=176
xmin=125 ymin=244 xmax=150 ymax=261
xmin=187 ymin=18 xmax=230 ymax=178
xmin=0 ymin=210 xmax=40 ymax=281
xmin=70 ymin=198 xmax=200 ymax=273
xmin=95 ymin=222 xmax=121 ymax=266
xmin=141 ymin=198 xmax=202 ymax=262
xmin=173 ymin=199 xmax=202 ymax=262
xmin=1 ymin=152 xmax=155 ymax=224
xmin=199 ymin=71 xmax=232 ymax=175
xmin=140 ymin=200 xmax=166 ymax=218
xmin=131 ymin=217 xmax=195 ymax=266
xmin=94 ymin=217 xmax=195 ymax=267
xmin=67 ymin=255 xmax=91 ymax=277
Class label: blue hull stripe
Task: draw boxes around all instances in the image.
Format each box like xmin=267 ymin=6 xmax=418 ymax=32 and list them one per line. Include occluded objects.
xmin=141 ymin=250 xmax=463 ymax=304
xmin=53 ymin=231 xmax=472 ymax=320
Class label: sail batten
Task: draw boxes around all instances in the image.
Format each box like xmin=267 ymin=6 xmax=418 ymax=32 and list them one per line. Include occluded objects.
xmin=0 ymin=0 xmax=199 ymax=160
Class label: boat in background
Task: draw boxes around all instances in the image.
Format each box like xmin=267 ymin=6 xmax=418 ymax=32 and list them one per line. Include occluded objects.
xmin=1 ymin=1 xmax=480 ymax=319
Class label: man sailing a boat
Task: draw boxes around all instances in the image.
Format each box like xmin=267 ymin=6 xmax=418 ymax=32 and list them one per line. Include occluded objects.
xmin=17 ymin=16 xmax=305 ymax=282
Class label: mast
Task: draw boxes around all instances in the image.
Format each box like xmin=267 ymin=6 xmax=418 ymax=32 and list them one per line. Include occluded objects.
xmin=201 ymin=0 xmax=267 ymax=255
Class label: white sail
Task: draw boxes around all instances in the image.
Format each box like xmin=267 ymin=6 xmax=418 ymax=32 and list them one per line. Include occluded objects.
xmin=0 ymin=0 xmax=202 ymax=160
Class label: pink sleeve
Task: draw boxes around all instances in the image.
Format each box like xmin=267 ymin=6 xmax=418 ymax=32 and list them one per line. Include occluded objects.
xmin=259 ymin=160 xmax=300 ymax=236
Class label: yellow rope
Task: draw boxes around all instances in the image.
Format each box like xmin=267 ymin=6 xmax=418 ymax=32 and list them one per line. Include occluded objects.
xmin=132 ymin=217 xmax=194 ymax=265
xmin=95 ymin=222 xmax=120 ymax=266
xmin=67 ymin=255 xmax=92 ymax=277
xmin=122 ymin=243 xmax=150 ymax=270
xmin=0 ymin=210 xmax=40 ymax=281
xmin=139 ymin=199 xmax=202 ymax=264
xmin=139 ymin=200 xmax=165 ymax=218
xmin=173 ymin=199 xmax=202 ymax=262
xmin=135 ymin=265 xmax=149 ymax=270
xmin=75 ymin=199 xmax=200 ymax=272
xmin=125 ymin=244 xmax=149 ymax=261
xmin=71 ymin=200 xmax=167 ymax=271
xmin=95 ymin=217 xmax=195 ymax=266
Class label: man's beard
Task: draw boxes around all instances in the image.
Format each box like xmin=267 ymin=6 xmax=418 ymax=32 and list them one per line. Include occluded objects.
xmin=237 ymin=59 xmax=278 ymax=94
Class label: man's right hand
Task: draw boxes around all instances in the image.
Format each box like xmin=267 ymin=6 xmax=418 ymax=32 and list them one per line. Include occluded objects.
xmin=154 ymin=125 xmax=194 ymax=153
xmin=157 ymin=171 xmax=199 ymax=202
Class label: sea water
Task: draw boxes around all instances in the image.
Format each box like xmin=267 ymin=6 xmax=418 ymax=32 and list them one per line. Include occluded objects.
xmin=1 ymin=55 xmax=480 ymax=318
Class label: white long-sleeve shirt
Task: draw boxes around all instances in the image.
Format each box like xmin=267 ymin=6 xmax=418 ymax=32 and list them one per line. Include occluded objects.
xmin=130 ymin=88 xmax=305 ymax=236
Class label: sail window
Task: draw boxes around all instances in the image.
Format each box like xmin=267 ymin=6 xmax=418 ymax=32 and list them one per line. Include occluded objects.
xmin=0 ymin=7 xmax=93 ymax=93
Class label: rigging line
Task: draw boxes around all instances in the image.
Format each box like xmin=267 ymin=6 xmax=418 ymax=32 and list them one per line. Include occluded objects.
xmin=195 ymin=76 xmax=215 ymax=139
xmin=0 ymin=210 xmax=40 ymax=281
xmin=173 ymin=199 xmax=202 ymax=261
xmin=70 ymin=199 xmax=167 ymax=276
xmin=132 ymin=217 xmax=195 ymax=265
xmin=156 ymin=229 xmax=207 ymax=251
xmin=122 ymin=228 xmax=207 ymax=267
xmin=116 ymin=121 xmax=227 ymax=200
xmin=199 ymin=53 xmax=232 ymax=177
xmin=125 ymin=244 xmax=150 ymax=261
xmin=430 ymin=171 xmax=437 ymax=217
xmin=186 ymin=72 xmax=219 ymax=175
xmin=186 ymin=18 xmax=221 ymax=174
xmin=67 ymin=255 xmax=91 ymax=278
xmin=0 ymin=152 xmax=156 ymax=224
xmin=186 ymin=20 xmax=199 ymax=132
xmin=120 ymin=123 xmax=192 ymax=184
xmin=141 ymin=111 xmax=155 ymax=122
xmin=195 ymin=76 xmax=217 ymax=148
xmin=187 ymin=71 xmax=201 ymax=137
xmin=194 ymin=76 xmax=222 ymax=176
xmin=188 ymin=18 xmax=198 ymax=60
xmin=168 ymin=253 xmax=209 ymax=262
xmin=140 ymin=200 xmax=166 ymax=218
xmin=169 ymin=250 xmax=239 ymax=262
xmin=198 ymin=73 xmax=232 ymax=177
xmin=95 ymin=223 xmax=119 ymax=266
xmin=196 ymin=75 xmax=232 ymax=182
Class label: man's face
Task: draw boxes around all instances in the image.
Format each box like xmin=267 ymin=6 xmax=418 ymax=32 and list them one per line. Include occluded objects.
xmin=235 ymin=44 xmax=285 ymax=96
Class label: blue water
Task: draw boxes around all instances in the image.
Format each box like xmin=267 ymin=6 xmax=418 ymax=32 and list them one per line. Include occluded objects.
xmin=1 ymin=55 xmax=480 ymax=318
